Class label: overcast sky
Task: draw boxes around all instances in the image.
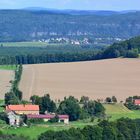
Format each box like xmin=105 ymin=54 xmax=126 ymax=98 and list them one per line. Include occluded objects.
xmin=0 ymin=0 xmax=140 ymax=11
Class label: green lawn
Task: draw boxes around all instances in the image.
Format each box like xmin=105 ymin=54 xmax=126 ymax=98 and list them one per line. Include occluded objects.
xmin=2 ymin=126 xmax=49 ymax=139
xmin=109 ymin=111 xmax=140 ymax=121
xmin=103 ymin=103 xmax=132 ymax=114
xmin=1 ymin=121 xmax=96 ymax=140
xmin=0 ymin=65 xmax=16 ymax=70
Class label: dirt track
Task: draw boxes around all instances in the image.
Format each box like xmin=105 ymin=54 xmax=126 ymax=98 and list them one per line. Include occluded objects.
xmin=19 ymin=58 xmax=140 ymax=101
xmin=0 ymin=70 xmax=14 ymax=99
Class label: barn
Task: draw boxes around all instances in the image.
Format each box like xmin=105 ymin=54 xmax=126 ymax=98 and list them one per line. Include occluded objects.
xmin=6 ymin=105 xmax=39 ymax=115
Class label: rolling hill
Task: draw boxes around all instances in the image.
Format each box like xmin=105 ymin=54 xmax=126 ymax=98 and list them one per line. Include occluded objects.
xmin=0 ymin=10 xmax=140 ymax=42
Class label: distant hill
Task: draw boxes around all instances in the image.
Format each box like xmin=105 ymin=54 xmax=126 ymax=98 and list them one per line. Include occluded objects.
xmin=24 ymin=8 xmax=138 ymax=16
xmin=0 ymin=10 xmax=140 ymax=42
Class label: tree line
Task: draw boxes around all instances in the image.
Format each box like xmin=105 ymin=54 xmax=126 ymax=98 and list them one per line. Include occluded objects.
xmin=30 ymin=95 xmax=105 ymax=121
xmin=5 ymin=65 xmax=23 ymax=105
xmin=0 ymin=35 xmax=140 ymax=65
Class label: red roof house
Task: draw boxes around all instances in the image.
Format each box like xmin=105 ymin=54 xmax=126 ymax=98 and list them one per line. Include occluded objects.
xmin=6 ymin=105 xmax=39 ymax=115
xmin=134 ymin=99 xmax=140 ymax=105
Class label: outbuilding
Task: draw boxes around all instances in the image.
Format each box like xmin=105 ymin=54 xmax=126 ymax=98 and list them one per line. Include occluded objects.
xmin=27 ymin=114 xmax=69 ymax=124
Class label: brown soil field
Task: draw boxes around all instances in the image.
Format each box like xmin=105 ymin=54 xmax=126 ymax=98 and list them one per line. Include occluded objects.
xmin=0 ymin=70 xmax=14 ymax=99
xmin=19 ymin=58 xmax=140 ymax=101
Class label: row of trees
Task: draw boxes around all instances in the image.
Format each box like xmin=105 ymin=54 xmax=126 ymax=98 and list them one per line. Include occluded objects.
xmin=0 ymin=47 xmax=101 ymax=65
xmin=0 ymin=35 xmax=140 ymax=65
xmin=5 ymin=65 xmax=23 ymax=105
xmin=105 ymin=96 xmax=117 ymax=103
xmin=30 ymin=94 xmax=105 ymax=121
xmin=38 ymin=118 xmax=140 ymax=140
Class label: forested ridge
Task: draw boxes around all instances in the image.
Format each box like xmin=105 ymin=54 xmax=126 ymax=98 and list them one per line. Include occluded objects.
xmin=0 ymin=10 xmax=140 ymax=41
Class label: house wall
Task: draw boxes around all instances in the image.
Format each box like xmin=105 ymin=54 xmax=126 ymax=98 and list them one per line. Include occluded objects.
xmin=43 ymin=118 xmax=49 ymax=122
xmin=64 ymin=118 xmax=69 ymax=124
xmin=43 ymin=118 xmax=69 ymax=124
xmin=15 ymin=110 xmax=39 ymax=115
xmin=9 ymin=118 xmax=15 ymax=126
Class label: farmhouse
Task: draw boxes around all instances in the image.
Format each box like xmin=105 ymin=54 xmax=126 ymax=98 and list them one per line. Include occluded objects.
xmin=7 ymin=111 xmax=20 ymax=126
xmin=27 ymin=114 xmax=69 ymax=124
xmin=134 ymin=99 xmax=140 ymax=106
xmin=6 ymin=105 xmax=39 ymax=115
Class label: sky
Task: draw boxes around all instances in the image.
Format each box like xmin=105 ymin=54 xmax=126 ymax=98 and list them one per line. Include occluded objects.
xmin=0 ymin=0 xmax=140 ymax=11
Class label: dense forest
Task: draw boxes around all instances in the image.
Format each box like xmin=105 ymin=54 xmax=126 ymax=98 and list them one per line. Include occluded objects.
xmin=0 ymin=35 xmax=140 ymax=65
xmin=0 ymin=10 xmax=140 ymax=42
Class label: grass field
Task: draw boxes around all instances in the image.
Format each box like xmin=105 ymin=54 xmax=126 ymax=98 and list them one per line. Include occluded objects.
xmin=20 ymin=58 xmax=140 ymax=101
xmin=0 ymin=65 xmax=16 ymax=70
xmin=103 ymin=103 xmax=140 ymax=121
xmin=0 ymin=42 xmax=66 ymax=47
xmin=2 ymin=121 xmax=96 ymax=139
xmin=103 ymin=103 xmax=132 ymax=114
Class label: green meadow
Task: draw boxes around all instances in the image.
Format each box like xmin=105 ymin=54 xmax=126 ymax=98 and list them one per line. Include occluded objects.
xmin=0 ymin=65 xmax=16 ymax=70
xmin=103 ymin=103 xmax=140 ymax=121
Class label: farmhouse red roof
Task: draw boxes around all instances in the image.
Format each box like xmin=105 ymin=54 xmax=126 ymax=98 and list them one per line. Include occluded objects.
xmin=6 ymin=105 xmax=39 ymax=111
xmin=134 ymin=99 xmax=140 ymax=105
xmin=27 ymin=114 xmax=69 ymax=119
